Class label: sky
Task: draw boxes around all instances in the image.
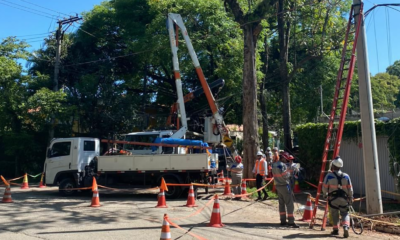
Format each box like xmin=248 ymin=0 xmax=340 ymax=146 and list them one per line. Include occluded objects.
xmin=0 ymin=0 xmax=399 ymax=76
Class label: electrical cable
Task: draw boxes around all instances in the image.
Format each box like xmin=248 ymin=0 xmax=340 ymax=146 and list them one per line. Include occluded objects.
xmin=385 ymin=8 xmax=392 ymax=65
xmin=0 ymin=0 xmax=57 ymax=18
xmin=0 ymin=32 xmax=54 ymax=39
xmin=372 ymin=10 xmax=380 ymax=72
xmin=0 ymin=1 xmax=56 ymax=20
xmin=19 ymin=0 xmax=71 ymax=17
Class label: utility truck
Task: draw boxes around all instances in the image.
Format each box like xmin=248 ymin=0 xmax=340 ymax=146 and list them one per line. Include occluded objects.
xmin=44 ymin=136 xmax=218 ymax=198
xmin=43 ymin=13 xmax=236 ymax=198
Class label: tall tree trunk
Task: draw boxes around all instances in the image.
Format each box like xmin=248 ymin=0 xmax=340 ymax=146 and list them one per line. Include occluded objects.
xmin=242 ymin=24 xmax=259 ymax=180
xmin=260 ymin=36 xmax=269 ymax=151
xmin=278 ymin=0 xmax=292 ymax=151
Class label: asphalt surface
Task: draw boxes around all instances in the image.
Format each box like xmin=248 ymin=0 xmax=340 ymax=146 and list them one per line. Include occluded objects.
xmin=0 ymin=185 xmax=398 ymax=240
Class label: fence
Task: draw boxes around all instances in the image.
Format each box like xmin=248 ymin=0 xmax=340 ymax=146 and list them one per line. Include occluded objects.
xmin=340 ymin=137 xmax=398 ymax=199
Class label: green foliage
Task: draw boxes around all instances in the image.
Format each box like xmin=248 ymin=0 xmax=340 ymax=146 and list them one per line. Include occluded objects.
xmin=386 ymin=60 xmax=400 ymax=78
xmin=295 ymin=120 xmax=400 ymax=191
xmin=370 ymin=73 xmax=400 ymax=110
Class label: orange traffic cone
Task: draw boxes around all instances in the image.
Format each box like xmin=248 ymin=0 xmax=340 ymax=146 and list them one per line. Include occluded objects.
xmin=185 ymin=184 xmax=197 ymax=207
xmin=300 ymin=194 xmax=313 ymax=222
xmin=21 ymin=173 xmax=29 ymax=189
xmin=240 ymin=180 xmax=248 ymax=199
xmin=2 ymin=185 xmax=13 ymax=203
xmin=90 ymin=177 xmax=100 ymax=207
xmin=156 ymin=189 xmax=168 ymax=208
xmin=160 ymin=214 xmax=171 ymax=240
xmin=293 ymin=180 xmax=301 ymax=193
xmin=208 ymin=195 xmax=224 ymax=227
xmin=39 ymin=172 xmax=46 ymax=188
xmin=218 ymin=170 xmax=224 ymax=183
xmin=156 ymin=178 xmax=168 ymax=208
xmin=223 ymin=180 xmax=233 ymax=197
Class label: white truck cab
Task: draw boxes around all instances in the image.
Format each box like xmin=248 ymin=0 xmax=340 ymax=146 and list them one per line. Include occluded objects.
xmin=44 ymin=138 xmax=100 ymax=187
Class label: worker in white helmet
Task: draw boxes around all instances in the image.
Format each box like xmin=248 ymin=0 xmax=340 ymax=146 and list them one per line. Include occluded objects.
xmin=322 ymin=156 xmax=353 ymax=238
xmin=272 ymin=152 xmax=299 ymax=228
xmin=265 ymin=147 xmax=273 ymax=178
xmin=252 ymin=151 xmax=268 ymax=201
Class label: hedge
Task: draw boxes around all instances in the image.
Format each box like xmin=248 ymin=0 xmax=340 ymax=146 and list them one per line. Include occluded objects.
xmin=295 ymin=119 xmax=400 ymax=190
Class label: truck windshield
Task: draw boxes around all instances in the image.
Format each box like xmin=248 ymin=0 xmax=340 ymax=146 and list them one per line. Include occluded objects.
xmin=124 ymin=134 xmax=159 ymax=150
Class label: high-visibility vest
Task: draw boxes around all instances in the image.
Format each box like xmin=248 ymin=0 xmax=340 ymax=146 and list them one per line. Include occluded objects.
xmin=272 ymin=153 xmax=279 ymax=162
xmin=255 ymin=158 xmax=266 ymax=176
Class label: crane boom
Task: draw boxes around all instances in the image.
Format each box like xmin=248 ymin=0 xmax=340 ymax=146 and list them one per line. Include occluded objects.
xmin=167 ymin=13 xmax=236 ymax=154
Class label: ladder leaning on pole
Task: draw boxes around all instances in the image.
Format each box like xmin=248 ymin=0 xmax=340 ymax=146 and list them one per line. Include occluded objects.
xmin=309 ymin=3 xmax=364 ymax=230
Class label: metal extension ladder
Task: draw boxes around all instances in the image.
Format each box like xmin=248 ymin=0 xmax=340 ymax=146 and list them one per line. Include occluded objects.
xmin=309 ymin=3 xmax=364 ymax=230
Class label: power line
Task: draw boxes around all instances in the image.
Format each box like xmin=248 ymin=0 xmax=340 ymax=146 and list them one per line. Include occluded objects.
xmin=0 ymin=32 xmax=53 ymax=39
xmin=63 ymin=48 xmax=164 ymax=67
xmin=385 ymin=8 xmax=392 ymax=65
xmin=19 ymin=0 xmax=71 ymax=17
xmin=372 ymin=10 xmax=380 ymax=72
xmin=0 ymin=1 xmax=56 ymax=20
xmin=73 ymin=23 xmax=97 ymax=38
xmin=0 ymin=0 xmax=57 ymax=18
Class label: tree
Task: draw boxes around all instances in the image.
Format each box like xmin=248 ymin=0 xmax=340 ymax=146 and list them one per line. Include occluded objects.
xmin=224 ymin=0 xmax=276 ymax=179
xmin=275 ymin=0 xmax=350 ymax=150
xmin=370 ymin=73 xmax=400 ymax=110
xmin=386 ymin=60 xmax=400 ymax=78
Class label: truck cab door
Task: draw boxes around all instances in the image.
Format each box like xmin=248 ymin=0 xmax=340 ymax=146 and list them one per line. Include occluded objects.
xmin=45 ymin=141 xmax=73 ymax=185
xmin=75 ymin=139 xmax=100 ymax=172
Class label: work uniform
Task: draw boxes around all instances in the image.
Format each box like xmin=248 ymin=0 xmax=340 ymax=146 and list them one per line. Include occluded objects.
xmin=228 ymin=162 xmax=243 ymax=195
xmin=272 ymin=160 xmax=295 ymax=224
xmin=322 ymin=170 xmax=353 ymax=231
xmin=286 ymin=162 xmax=299 ymax=190
xmin=252 ymin=158 xmax=268 ymax=199
xmin=265 ymin=151 xmax=273 ymax=178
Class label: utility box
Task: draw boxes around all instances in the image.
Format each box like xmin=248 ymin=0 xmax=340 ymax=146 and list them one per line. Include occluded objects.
xmin=204 ymin=117 xmax=221 ymax=143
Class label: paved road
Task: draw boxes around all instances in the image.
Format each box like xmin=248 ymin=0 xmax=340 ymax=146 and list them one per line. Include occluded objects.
xmin=0 ymin=186 xmax=398 ymax=240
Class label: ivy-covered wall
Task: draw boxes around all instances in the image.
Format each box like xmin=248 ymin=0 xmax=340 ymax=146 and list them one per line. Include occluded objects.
xmin=295 ymin=119 xmax=400 ymax=189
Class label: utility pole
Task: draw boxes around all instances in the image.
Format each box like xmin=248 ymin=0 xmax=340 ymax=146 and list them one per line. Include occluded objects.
xmin=49 ymin=15 xmax=82 ymax=144
xmin=353 ymin=0 xmax=383 ymax=214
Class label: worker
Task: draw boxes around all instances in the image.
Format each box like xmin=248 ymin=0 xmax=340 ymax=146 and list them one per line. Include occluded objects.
xmin=252 ymin=151 xmax=268 ymax=201
xmin=227 ymin=155 xmax=244 ymax=200
xmin=322 ymin=156 xmax=353 ymax=238
xmin=265 ymin=147 xmax=272 ymax=178
xmin=285 ymin=154 xmax=299 ymax=190
xmin=272 ymin=153 xmax=299 ymax=228
xmin=272 ymin=147 xmax=279 ymax=162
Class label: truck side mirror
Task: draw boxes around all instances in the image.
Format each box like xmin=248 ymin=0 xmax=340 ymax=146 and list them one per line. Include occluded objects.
xmin=47 ymin=148 xmax=52 ymax=158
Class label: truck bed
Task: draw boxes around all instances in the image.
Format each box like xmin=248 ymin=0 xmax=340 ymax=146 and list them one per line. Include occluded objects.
xmin=97 ymin=153 xmax=216 ymax=172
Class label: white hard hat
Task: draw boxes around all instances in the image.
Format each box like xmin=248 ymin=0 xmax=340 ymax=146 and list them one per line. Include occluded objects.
xmin=256 ymin=151 xmax=263 ymax=156
xmin=273 ymin=147 xmax=278 ymax=151
xmin=267 ymin=147 xmax=271 ymax=151
xmin=332 ymin=156 xmax=343 ymax=168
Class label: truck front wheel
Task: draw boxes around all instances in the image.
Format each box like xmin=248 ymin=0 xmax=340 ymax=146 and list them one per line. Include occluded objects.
xmin=59 ymin=178 xmax=77 ymax=196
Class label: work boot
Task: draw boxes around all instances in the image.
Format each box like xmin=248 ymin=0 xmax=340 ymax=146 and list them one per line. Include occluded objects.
xmin=280 ymin=221 xmax=287 ymax=226
xmin=343 ymin=226 xmax=349 ymax=238
xmin=262 ymin=194 xmax=269 ymax=200
xmin=287 ymin=223 xmax=299 ymax=228
xmin=331 ymin=229 xmax=339 ymax=236
xmin=256 ymin=196 xmax=262 ymax=201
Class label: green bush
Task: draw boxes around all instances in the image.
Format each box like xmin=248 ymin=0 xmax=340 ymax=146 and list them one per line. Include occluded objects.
xmin=295 ymin=119 xmax=400 ymax=190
